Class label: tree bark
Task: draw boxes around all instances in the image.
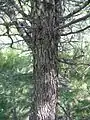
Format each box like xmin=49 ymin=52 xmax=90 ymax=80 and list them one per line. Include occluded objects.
xmin=29 ymin=0 xmax=63 ymax=120
xmin=32 ymin=16 xmax=58 ymax=120
xmin=33 ymin=37 xmax=58 ymax=120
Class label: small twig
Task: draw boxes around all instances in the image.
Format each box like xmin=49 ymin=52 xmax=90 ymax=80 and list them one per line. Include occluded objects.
xmin=57 ymin=102 xmax=72 ymax=120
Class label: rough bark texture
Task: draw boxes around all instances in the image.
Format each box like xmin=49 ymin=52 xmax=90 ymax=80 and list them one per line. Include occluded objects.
xmin=32 ymin=14 xmax=58 ymax=120
xmin=30 ymin=0 xmax=63 ymax=120
xmin=33 ymin=37 xmax=58 ymax=120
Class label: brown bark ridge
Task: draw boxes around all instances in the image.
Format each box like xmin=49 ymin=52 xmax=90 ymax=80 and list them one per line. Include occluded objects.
xmin=30 ymin=0 xmax=64 ymax=120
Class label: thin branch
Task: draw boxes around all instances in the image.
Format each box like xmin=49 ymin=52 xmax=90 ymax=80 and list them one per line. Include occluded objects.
xmin=0 ymin=33 xmax=20 ymax=36
xmin=61 ymin=25 xmax=90 ymax=36
xmin=57 ymin=57 xmax=90 ymax=66
xmin=11 ymin=0 xmax=29 ymax=18
xmin=63 ymin=1 xmax=90 ymax=20
xmin=57 ymin=102 xmax=72 ymax=120
xmin=57 ymin=57 xmax=75 ymax=65
xmin=55 ymin=13 xmax=90 ymax=30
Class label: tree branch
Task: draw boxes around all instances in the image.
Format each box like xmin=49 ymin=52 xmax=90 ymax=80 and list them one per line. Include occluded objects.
xmin=57 ymin=102 xmax=72 ymax=120
xmin=61 ymin=25 xmax=90 ymax=36
xmin=55 ymin=13 xmax=90 ymax=30
xmin=63 ymin=1 xmax=90 ymax=20
xmin=57 ymin=57 xmax=90 ymax=66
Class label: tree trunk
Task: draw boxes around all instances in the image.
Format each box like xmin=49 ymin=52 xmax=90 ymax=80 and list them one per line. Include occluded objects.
xmin=32 ymin=17 xmax=58 ymax=120
xmin=33 ymin=38 xmax=58 ymax=120
xmin=29 ymin=0 xmax=63 ymax=120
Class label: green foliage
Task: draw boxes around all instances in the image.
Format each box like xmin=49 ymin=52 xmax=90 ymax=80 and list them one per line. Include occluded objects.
xmin=0 ymin=49 xmax=33 ymax=120
xmin=58 ymin=41 xmax=90 ymax=120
